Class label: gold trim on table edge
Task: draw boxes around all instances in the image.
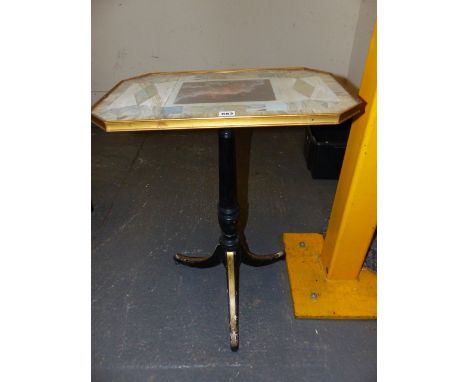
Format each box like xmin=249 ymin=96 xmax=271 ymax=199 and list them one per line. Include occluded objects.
xmin=91 ymin=67 xmax=364 ymax=132
xmin=91 ymin=106 xmax=362 ymax=132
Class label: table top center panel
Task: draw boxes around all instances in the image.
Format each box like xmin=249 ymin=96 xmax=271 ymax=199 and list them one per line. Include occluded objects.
xmin=92 ymin=68 xmax=363 ymax=132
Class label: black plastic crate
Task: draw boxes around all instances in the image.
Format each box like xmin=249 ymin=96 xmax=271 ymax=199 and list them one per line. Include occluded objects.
xmin=304 ymin=120 xmax=351 ymax=179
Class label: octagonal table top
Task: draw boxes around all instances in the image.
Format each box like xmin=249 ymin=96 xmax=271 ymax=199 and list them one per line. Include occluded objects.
xmin=92 ymin=67 xmax=363 ymax=132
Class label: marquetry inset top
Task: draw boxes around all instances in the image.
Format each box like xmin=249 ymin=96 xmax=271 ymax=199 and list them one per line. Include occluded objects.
xmin=92 ymin=67 xmax=362 ymax=132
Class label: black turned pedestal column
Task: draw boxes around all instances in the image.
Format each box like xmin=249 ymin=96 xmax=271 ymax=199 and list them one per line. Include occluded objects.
xmin=174 ymin=128 xmax=285 ymax=350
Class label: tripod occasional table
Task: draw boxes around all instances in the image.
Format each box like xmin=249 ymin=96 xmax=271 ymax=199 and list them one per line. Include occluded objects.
xmin=92 ymin=67 xmax=363 ymax=350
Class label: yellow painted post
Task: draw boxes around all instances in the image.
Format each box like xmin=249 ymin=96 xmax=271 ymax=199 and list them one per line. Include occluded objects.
xmin=283 ymin=23 xmax=377 ymax=318
xmin=320 ymin=23 xmax=377 ymax=280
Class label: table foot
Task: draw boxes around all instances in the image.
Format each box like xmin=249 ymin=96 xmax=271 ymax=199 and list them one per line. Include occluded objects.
xmin=174 ymin=245 xmax=223 ymax=268
xmin=226 ymin=250 xmax=239 ymax=351
xmin=240 ymin=240 xmax=285 ymax=267
xmin=175 ymin=241 xmax=284 ymax=350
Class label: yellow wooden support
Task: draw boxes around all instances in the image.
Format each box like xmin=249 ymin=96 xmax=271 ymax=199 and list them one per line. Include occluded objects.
xmin=321 ymin=23 xmax=377 ymax=280
xmin=284 ymin=22 xmax=377 ymax=318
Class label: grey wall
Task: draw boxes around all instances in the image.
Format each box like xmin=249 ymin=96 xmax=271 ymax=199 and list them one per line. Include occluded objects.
xmin=92 ymin=0 xmax=376 ymax=104
xmin=347 ymin=0 xmax=377 ymax=88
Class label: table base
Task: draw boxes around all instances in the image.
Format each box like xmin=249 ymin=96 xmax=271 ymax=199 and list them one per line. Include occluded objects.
xmin=174 ymin=128 xmax=285 ymax=351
